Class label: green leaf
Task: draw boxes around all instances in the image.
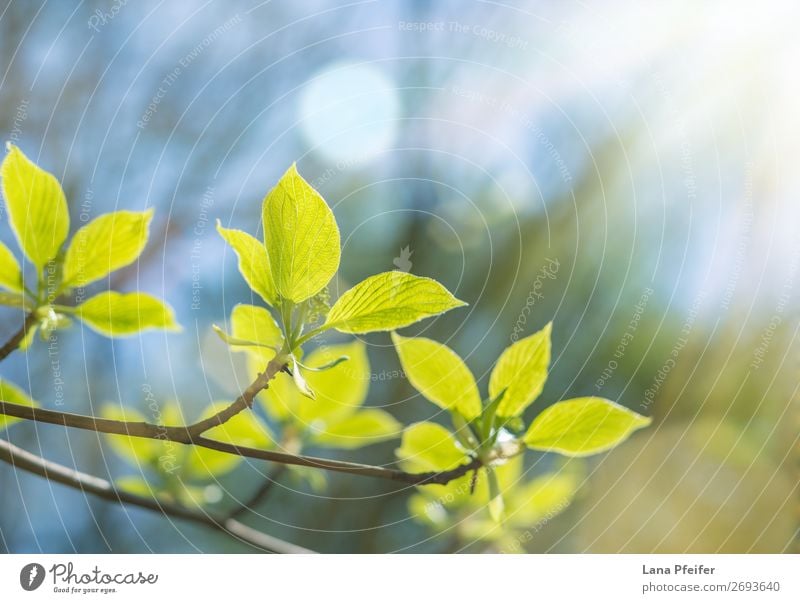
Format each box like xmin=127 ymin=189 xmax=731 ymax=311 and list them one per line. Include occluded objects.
xmin=76 ymin=291 xmax=180 ymax=337
xmin=115 ymin=475 xmax=156 ymax=497
xmin=214 ymin=303 xmax=283 ymax=362
xmin=0 ymin=379 xmax=38 ymax=432
xmin=310 ymin=409 xmax=400 ymax=449
xmin=290 ymin=355 xmax=315 ymax=399
xmin=325 ymin=271 xmax=466 ymax=334
xmin=0 ymin=143 xmax=70 ymax=269
xmin=262 ymin=164 xmax=340 ymax=302
xmin=0 ymin=291 xmax=30 ymax=309
xmin=0 ymin=240 xmax=23 ymax=292
xmin=391 ymin=332 xmax=481 ymax=420
xmin=61 ymin=209 xmax=154 ymax=288
xmin=258 ymin=340 xmax=370 ymax=426
xmin=216 ymin=220 xmax=277 ymax=305
xmin=295 ymin=355 xmax=349 ymax=372
xmin=490 ymin=322 xmax=551 ymax=418
xmin=100 ymin=405 xmax=162 ymax=465
xmin=187 ymin=402 xmax=272 ymax=478
xmin=507 ymin=471 xmax=580 ymax=526
xmin=255 ymin=367 xmax=296 ymax=422
xmin=523 ymin=397 xmax=651 ymax=456
xmin=396 ymin=422 xmax=468 ymax=473
xmin=303 ymin=341 xmax=369 ymax=421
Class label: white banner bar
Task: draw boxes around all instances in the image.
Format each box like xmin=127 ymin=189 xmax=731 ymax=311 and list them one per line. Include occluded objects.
xmin=0 ymin=554 xmax=796 ymax=602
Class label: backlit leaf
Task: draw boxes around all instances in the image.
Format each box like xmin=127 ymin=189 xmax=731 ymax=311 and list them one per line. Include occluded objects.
xmin=507 ymin=471 xmax=580 ymax=526
xmin=302 ymin=340 xmax=369 ymax=422
xmin=325 ymin=271 xmax=466 ymax=334
xmin=523 ymin=397 xmax=651 ymax=456
xmin=310 ymin=409 xmax=400 ymax=449
xmin=0 ymin=379 xmax=38 ymax=432
xmin=0 ymin=144 xmax=69 ymax=268
xmin=115 ymin=475 xmax=156 ymax=498
xmin=396 ymin=421 xmax=468 ymax=473
xmin=490 ymin=323 xmax=551 ymax=417
xmin=215 ymin=303 xmax=283 ymax=362
xmin=217 ymin=220 xmax=277 ymax=305
xmin=0 ymin=240 xmax=22 ymax=292
xmin=77 ymin=291 xmax=180 ymax=337
xmin=62 ymin=209 xmax=154 ymax=288
xmin=187 ymin=402 xmax=272 ymax=478
xmin=101 ymin=405 xmax=161 ymax=466
xmin=391 ymin=332 xmax=481 ymax=420
xmin=262 ymin=164 xmax=340 ymax=302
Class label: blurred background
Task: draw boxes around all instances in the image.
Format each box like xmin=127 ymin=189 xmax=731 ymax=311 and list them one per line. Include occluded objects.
xmin=0 ymin=0 xmax=797 ymax=553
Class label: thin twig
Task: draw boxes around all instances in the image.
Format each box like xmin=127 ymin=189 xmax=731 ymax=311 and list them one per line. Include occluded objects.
xmin=0 ymin=438 xmax=313 ymax=553
xmin=185 ymin=355 xmax=287 ymax=437
xmin=0 ymin=312 xmax=36 ymax=361
xmin=0 ymin=400 xmax=483 ymax=485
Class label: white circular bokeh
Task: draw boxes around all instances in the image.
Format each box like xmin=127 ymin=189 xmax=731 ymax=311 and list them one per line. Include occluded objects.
xmin=299 ymin=62 xmax=400 ymax=164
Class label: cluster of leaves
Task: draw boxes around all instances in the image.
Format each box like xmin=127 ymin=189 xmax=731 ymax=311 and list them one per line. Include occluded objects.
xmin=0 ymin=150 xmax=653 ymax=545
xmin=0 ymin=143 xmax=179 ymax=343
xmin=213 ymin=164 xmax=466 ymax=385
xmin=103 ymin=164 xmax=466 ymax=498
xmin=393 ymin=323 xmax=651 ymax=542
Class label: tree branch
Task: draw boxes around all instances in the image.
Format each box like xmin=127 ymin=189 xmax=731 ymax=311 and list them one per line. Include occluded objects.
xmin=185 ymin=355 xmax=287 ymax=437
xmin=0 ymin=312 xmax=37 ymax=361
xmin=0 ymin=399 xmax=482 ymax=485
xmin=0 ymin=437 xmax=313 ymax=553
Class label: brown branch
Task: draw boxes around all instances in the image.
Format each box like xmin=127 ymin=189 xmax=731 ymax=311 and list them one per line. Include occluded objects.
xmin=0 ymin=437 xmax=313 ymax=553
xmin=0 ymin=399 xmax=482 ymax=485
xmin=185 ymin=355 xmax=287 ymax=437
xmin=0 ymin=311 xmax=37 ymax=361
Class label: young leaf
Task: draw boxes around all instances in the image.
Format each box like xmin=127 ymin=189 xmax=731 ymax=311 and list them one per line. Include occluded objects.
xmin=214 ymin=303 xmax=283 ymax=361
xmin=262 ymin=164 xmax=340 ymax=302
xmin=260 ymin=341 xmax=373 ymax=437
xmin=303 ymin=340 xmax=368 ymax=421
xmin=391 ymin=332 xmax=481 ymax=420
xmin=0 ymin=379 xmax=38 ymax=432
xmin=325 ymin=271 xmax=466 ymax=334
xmin=216 ymin=220 xmax=277 ymax=305
xmin=396 ymin=422 xmax=468 ymax=473
xmin=115 ymin=476 xmax=157 ymax=498
xmin=61 ymin=209 xmax=154 ymax=288
xmin=523 ymin=397 xmax=651 ymax=456
xmin=0 ymin=291 xmax=30 ymax=309
xmin=507 ymin=471 xmax=580 ymax=526
xmin=0 ymin=144 xmax=70 ymax=268
xmin=310 ymin=409 xmax=400 ymax=449
xmin=0 ymin=240 xmax=23 ymax=292
xmin=187 ymin=402 xmax=272 ymax=478
xmin=100 ymin=405 xmax=161 ymax=465
xmin=490 ymin=322 xmax=551 ymax=418
xmin=76 ymin=291 xmax=180 ymax=337
xmin=290 ymin=355 xmax=315 ymax=399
